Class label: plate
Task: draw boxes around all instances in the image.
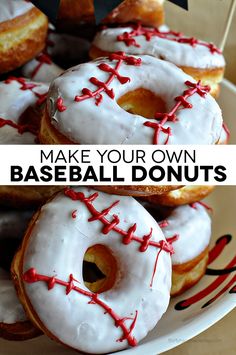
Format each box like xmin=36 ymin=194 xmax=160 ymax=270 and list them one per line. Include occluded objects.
xmin=1 ymin=80 xmax=236 ymax=355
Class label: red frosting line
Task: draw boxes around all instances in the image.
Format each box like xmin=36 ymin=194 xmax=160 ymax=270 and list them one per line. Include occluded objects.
xmin=0 ymin=117 xmax=37 ymax=135
xmin=23 ymin=268 xmax=138 ymax=347
xmin=117 ymin=23 xmax=222 ymax=55
xmin=4 ymin=76 xmax=47 ymax=106
xmin=56 ymin=97 xmax=67 ymax=112
xmin=74 ymin=52 xmax=142 ymax=106
xmin=64 ymin=188 xmax=174 ymax=255
xmin=31 ymin=52 xmax=52 ymax=79
xmin=144 ymin=80 xmax=211 ymax=144
xmin=64 ymin=188 xmax=174 ymax=288
xmin=190 ymin=201 xmax=213 ymax=212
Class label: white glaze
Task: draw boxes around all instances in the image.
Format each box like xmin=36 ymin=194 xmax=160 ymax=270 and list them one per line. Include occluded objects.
xmin=0 ymin=79 xmax=48 ymax=144
xmin=48 ymin=55 xmax=223 ymax=145
xmin=92 ymin=26 xmax=225 ymax=69
xmin=0 ymin=209 xmax=34 ymax=324
xmin=22 ymin=58 xmax=63 ymax=83
xmin=159 ymin=203 xmax=211 ymax=264
xmin=0 ymin=0 xmax=34 ymax=24
xmin=23 ymin=187 xmax=171 ymax=353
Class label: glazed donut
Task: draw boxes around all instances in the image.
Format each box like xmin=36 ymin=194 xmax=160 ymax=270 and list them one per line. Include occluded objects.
xmin=12 ymin=187 xmax=172 ymax=353
xmin=57 ymin=0 xmax=95 ymax=38
xmin=143 ymin=186 xmax=215 ymax=206
xmin=102 ymin=0 xmax=165 ymax=27
xmin=0 ymin=77 xmax=61 ymax=208
xmin=40 ymin=53 xmax=223 ymax=195
xmin=0 ymin=209 xmax=40 ymax=340
xmin=0 ymin=0 xmax=48 ymax=74
xmin=22 ymin=53 xmax=63 ymax=83
xmin=90 ymin=24 xmax=226 ymax=97
xmin=142 ymin=201 xmax=211 ymax=296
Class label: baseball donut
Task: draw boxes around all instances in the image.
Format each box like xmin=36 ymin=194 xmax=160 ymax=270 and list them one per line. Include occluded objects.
xmin=143 ymin=201 xmax=212 ymax=296
xmin=12 ymin=187 xmax=172 ymax=353
xmin=90 ymin=24 xmax=225 ymax=97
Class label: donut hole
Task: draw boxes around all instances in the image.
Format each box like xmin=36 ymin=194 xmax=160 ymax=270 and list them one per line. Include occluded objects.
xmin=83 ymin=244 xmax=117 ymax=293
xmin=117 ymin=88 xmax=166 ymax=119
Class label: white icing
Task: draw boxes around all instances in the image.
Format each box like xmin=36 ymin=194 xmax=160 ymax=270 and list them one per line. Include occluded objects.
xmin=0 ymin=210 xmax=34 ymax=324
xmin=48 ymin=55 xmax=223 ymax=145
xmin=22 ymin=58 xmax=64 ymax=83
xmin=92 ymin=26 xmax=225 ymax=69
xmin=0 ymin=278 xmax=27 ymax=323
xmin=23 ymin=187 xmax=171 ymax=353
xmin=0 ymin=79 xmax=48 ymax=144
xmin=0 ymin=0 xmax=34 ymax=24
xmin=160 ymin=203 xmax=211 ymax=264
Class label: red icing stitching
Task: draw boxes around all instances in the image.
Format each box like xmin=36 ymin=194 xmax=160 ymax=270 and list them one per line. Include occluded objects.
xmin=74 ymin=52 xmax=142 ymax=106
xmin=117 ymin=23 xmax=222 ymax=55
xmin=64 ymin=188 xmax=174 ymax=287
xmin=64 ymin=188 xmax=174 ymax=254
xmin=23 ymin=268 xmax=138 ymax=347
xmin=0 ymin=117 xmax=37 ymax=135
xmin=190 ymin=201 xmax=213 ymax=212
xmin=30 ymin=52 xmax=52 ymax=79
xmin=144 ymin=80 xmax=211 ymax=144
xmin=56 ymin=97 xmax=67 ymax=112
xmin=4 ymin=77 xmax=47 ymax=106
xmin=222 ymin=122 xmax=230 ymax=143
xmin=71 ymin=210 xmax=77 ymax=219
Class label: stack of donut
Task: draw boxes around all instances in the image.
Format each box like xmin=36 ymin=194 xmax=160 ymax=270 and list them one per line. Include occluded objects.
xmin=0 ymin=0 xmax=230 ymax=353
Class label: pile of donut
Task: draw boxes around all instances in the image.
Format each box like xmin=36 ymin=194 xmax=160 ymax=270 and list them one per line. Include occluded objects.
xmin=0 ymin=0 xmax=230 ymax=353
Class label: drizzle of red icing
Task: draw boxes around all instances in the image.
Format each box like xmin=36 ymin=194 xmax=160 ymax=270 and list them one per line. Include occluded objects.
xmin=74 ymin=52 xmax=142 ymax=106
xmin=0 ymin=117 xmax=37 ymax=135
xmin=64 ymin=188 xmax=174 ymax=287
xmin=4 ymin=77 xmax=47 ymax=106
xmin=117 ymin=23 xmax=222 ymax=55
xmin=31 ymin=52 xmax=52 ymax=79
xmin=144 ymin=80 xmax=210 ymax=144
xmin=71 ymin=210 xmax=77 ymax=219
xmin=190 ymin=201 xmax=213 ymax=212
xmin=23 ymin=268 xmax=138 ymax=346
xmin=56 ymin=97 xmax=67 ymax=112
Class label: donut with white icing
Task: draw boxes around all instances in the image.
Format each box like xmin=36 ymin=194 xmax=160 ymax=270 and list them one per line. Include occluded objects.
xmin=12 ymin=187 xmax=172 ymax=353
xmin=40 ymin=53 xmax=223 ymax=195
xmin=0 ymin=209 xmax=40 ymax=340
xmin=143 ymin=201 xmax=212 ymax=296
xmin=0 ymin=0 xmax=48 ymax=74
xmin=90 ymin=24 xmax=225 ymax=97
xmin=0 ymin=77 xmax=61 ymax=208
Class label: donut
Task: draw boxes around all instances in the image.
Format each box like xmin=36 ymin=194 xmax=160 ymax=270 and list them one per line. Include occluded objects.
xmin=143 ymin=185 xmax=215 ymax=206
xmin=0 ymin=209 xmax=40 ymax=340
xmin=102 ymin=0 xmax=165 ymax=27
xmin=0 ymin=0 xmax=48 ymax=74
xmin=57 ymin=0 xmax=95 ymax=38
xmin=0 ymin=77 xmax=60 ymax=208
xmin=90 ymin=24 xmax=226 ymax=97
xmin=12 ymin=187 xmax=172 ymax=353
xmin=142 ymin=201 xmax=211 ymax=296
xmin=21 ymin=53 xmax=64 ymax=83
xmin=39 ymin=53 xmax=223 ymax=196
xmin=22 ymin=27 xmax=92 ymax=83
